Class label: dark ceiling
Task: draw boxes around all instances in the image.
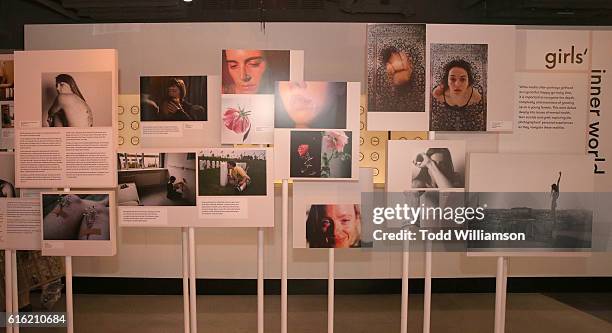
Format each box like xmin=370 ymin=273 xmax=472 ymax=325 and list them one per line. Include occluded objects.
xmin=2 ymin=0 xmax=612 ymax=50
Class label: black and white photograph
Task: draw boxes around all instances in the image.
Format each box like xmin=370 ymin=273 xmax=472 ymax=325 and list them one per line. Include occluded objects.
xmin=42 ymin=193 xmax=111 ymax=240
xmin=387 ymin=140 xmax=465 ymax=192
xmin=222 ymin=50 xmax=290 ymax=95
xmin=0 ymin=153 xmax=17 ymax=198
xmin=198 ymin=149 xmax=267 ymax=196
xmin=41 ymin=71 xmax=113 ymax=127
xmin=367 ymin=24 xmax=425 ymax=113
xmin=0 ymin=59 xmax=14 ymax=101
xmin=468 ymin=190 xmax=593 ymax=251
xmin=140 ymin=76 xmax=207 ymax=121
xmin=117 ymin=152 xmax=196 ymax=206
xmin=430 ymin=43 xmax=488 ymax=131
xmin=275 ymin=81 xmax=347 ymax=129
xmin=290 ymin=130 xmax=352 ymax=179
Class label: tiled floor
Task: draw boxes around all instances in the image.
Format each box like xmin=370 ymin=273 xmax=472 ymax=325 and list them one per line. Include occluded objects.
xmin=20 ymin=293 xmax=612 ymax=332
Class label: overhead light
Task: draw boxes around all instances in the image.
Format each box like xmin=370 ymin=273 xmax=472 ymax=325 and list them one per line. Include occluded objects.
xmin=184 ymin=0 xmax=192 ymax=2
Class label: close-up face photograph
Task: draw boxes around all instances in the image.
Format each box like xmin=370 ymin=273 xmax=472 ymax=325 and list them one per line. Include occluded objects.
xmin=224 ymin=49 xmax=267 ymax=94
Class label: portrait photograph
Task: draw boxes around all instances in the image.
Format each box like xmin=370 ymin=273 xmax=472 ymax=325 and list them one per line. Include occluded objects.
xmin=198 ymin=149 xmax=267 ymax=196
xmin=42 ymin=193 xmax=111 ymax=241
xmin=221 ymin=94 xmax=274 ymax=144
xmin=367 ymin=24 xmax=426 ymax=113
xmin=304 ymin=204 xmax=366 ymax=248
xmin=117 ymin=152 xmax=196 ymax=206
xmin=1 ymin=103 xmax=13 ymax=128
xmin=275 ymin=81 xmax=347 ymax=129
xmin=140 ymin=76 xmax=207 ymax=122
xmin=0 ymin=153 xmax=17 ymax=198
xmin=222 ymin=50 xmax=290 ymax=94
xmin=41 ymin=71 xmax=113 ymax=127
xmin=387 ymin=140 xmax=465 ymax=192
xmin=290 ymin=130 xmax=352 ymax=179
xmin=0 ymin=59 xmax=14 ymax=101
xmin=429 ymin=43 xmax=488 ymax=131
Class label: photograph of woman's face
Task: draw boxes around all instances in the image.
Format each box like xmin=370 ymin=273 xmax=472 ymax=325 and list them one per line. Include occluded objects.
xmin=56 ymin=81 xmax=72 ymax=94
xmin=224 ymin=50 xmax=267 ymax=94
xmin=447 ymin=67 xmax=469 ymax=96
xmin=278 ymin=81 xmax=329 ymax=128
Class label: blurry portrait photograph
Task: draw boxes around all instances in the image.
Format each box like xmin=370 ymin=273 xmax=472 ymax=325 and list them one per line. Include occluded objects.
xmin=0 ymin=59 xmax=14 ymax=101
xmin=275 ymin=81 xmax=347 ymax=129
xmin=367 ymin=24 xmax=426 ymax=113
xmin=222 ymin=50 xmax=290 ymax=94
xmin=41 ymin=71 xmax=113 ymax=127
xmin=0 ymin=153 xmax=17 ymax=198
xmin=430 ymin=43 xmax=488 ymax=131
xmin=42 ymin=193 xmax=111 ymax=240
xmin=140 ymin=76 xmax=207 ymax=121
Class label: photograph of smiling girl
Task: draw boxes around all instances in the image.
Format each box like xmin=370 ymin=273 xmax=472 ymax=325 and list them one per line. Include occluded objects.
xmin=41 ymin=72 xmax=112 ymax=127
xmin=429 ymin=44 xmax=488 ymax=131
xmin=275 ymin=81 xmax=347 ymax=129
xmin=222 ymin=50 xmax=290 ymax=95
xmin=306 ymin=204 xmax=364 ymax=248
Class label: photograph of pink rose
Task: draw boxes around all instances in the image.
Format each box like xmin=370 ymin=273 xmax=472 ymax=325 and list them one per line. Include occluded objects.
xmin=290 ymin=130 xmax=352 ymax=179
xmin=221 ymin=94 xmax=274 ymax=144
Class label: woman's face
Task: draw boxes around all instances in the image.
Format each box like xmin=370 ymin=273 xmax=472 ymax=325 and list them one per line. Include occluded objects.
xmin=447 ymin=67 xmax=469 ymax=96
xmin=167 ymin=85 xmax=181 ymax=99
xmin=324 ymin=205 xmax=360 ymax=248
xmin=278 ymin=81 xmax=330 ymax=128
xmin=297 ymin=144 xmax=309 ymax=157
xmin=56 ymin=82 xmax=72 ymax=94
xmin=225 ymin=50 xmax=267 ymax=94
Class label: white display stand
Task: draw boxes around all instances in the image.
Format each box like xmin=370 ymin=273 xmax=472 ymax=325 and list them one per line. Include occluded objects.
xmin=11 ymin=251 xmax=18 ymax=333
xmin=494 ymin=257 xmax=509 ymax=333
xmin=188 ymin=227 xmax=197 ymax=332
xmin=182 ymin=228 xmax=190 ymax=333
xmin=5 ymin=249 xmax=13 ymax=333
xmin=62 ymin=188 xmax=74 ymax=333
xmin=281 ymin=179 xmax=288 ymax=333
xmin=328 ymin=249 xmax=334 ymax=333
xmin=257 ymin=227 xmax=264 ymax=333
xmin=400 ymin=244 xmax=409 ymax=333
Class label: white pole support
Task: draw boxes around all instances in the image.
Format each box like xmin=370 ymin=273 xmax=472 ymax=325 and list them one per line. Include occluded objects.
xmin=494 ymin=256 xmax=508 ymax=333
xmin=182 ymin=228 xmax=190 ymax=333
xmin=10 ymin=252 xmax=17 ymax=333
xmin=65 ymin=256 xmax=74 ymax=333
xmin=423 ymin=242 xmax=432 ymax=333
xmin=5 ymin=250 xmax=13 ymax=333
xmin=257 ymin=227 xmax=265 ymax=333
xmin=327 ymin=249 xmax=334 ymax=333
xmin=400 ymin=244 xmax=409 ymax=333
xmin=188 ymin=227 xmax=197 ymax=333
xmin=281 ymin=179 xmax=289 ymax=333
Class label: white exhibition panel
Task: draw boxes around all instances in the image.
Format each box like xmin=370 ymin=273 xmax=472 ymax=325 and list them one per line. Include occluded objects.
xmin=13 ymin=49 xmax=119 ymax=188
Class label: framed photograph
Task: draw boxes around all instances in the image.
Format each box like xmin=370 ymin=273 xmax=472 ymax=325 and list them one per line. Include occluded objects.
xmin=221 ymin=50 xmax=290 ymax=95
xmin=429 ymin=43 xmax=488 ymax=131
xmin=367 ymin=24 xmax=426 ymax=114
xmin=289 ymin=130 xmax=352 ymax=179
xmin=41 ymin=191 xmax=116 ymax=256
xmin=387 ymin=140 xmax=466 ymax=192
xmin=221 ymin=94 xmax=274 ymax=144
xmin=274 ymin=81 xmax=347 ymax=129
xmin=41 ymin=71 xmax=113 ymax=127
xmin=140 ymin=76 xmax=207 ymax=122
xmin=197 ymin=148 xmax=267 ymax=196
xmin=0 ymin=55 xmax=14 ymax=102
xmin=118 ymin=152 xmax=196 ymax=206
xmin=0 ymin=152 xmax=17 ymax=198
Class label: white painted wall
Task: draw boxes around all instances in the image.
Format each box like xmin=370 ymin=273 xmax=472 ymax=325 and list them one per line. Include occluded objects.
xmin=24 ymin=23 xmax=612 ymax=279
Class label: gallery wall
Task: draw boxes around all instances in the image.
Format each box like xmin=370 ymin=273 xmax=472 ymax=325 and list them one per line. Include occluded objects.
xmin=24 ymin=22 xmax=612 ymax=279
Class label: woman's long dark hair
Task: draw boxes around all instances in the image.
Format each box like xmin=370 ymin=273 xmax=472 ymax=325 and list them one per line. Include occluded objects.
xmin=414 ymin=148 xmax=456 ymax=187
xmin=56 ymin=74 xmax=86 ymax=102
xmin=306 ymin=205 xmax=334 ymax=248
xmin=440 ymin=59 xmax=475 ymax=90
